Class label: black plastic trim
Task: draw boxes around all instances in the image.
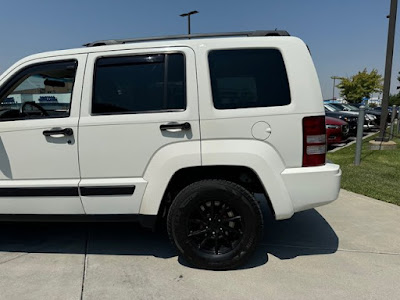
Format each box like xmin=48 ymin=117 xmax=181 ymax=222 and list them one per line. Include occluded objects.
xmin=160 ymin=122 xmax=191 ymax=131
xmin=0 ymin=186 xmax=135 ymax=197
xmin=0 ymin=187 xmax=79 ymax=197
xmin=0 ymin=214 xmax=157 ymax=229
xmin=43 ymin=128 xmax=73 ymax=136
xmin=80 ymin=186 xmax=135 ymax=196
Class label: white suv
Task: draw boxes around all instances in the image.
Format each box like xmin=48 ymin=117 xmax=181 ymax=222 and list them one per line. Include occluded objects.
xmin=0 ymin=31 xmax=341 ymax=269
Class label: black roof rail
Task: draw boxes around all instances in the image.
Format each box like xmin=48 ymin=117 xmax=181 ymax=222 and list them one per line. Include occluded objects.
xmin=84 ymin=30 xmax=290 ymax=47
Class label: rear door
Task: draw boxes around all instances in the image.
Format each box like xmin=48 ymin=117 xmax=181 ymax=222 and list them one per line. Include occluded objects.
xmin=79 ymin=46 xmax=200 ymax=214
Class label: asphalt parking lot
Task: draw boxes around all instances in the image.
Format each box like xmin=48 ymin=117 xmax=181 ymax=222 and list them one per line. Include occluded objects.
xmin=0 ymin=189 xmax=399 ymax=300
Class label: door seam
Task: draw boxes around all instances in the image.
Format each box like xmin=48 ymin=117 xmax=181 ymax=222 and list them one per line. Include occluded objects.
xmin=77 ymin=53 xmax=89 ymax=214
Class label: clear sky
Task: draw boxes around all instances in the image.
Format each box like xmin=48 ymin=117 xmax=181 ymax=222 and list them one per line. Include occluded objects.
xmin=0 ymin=0 xmax=399 ymax=99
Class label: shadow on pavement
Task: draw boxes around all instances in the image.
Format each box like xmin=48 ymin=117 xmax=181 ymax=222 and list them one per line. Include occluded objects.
xmin=0 ymin=222 xmax=175 ymax=259
xmin=262 ymin=208 xmax=339 ymax=260
xmin=0 ymin=199 xmax=338 ymax=270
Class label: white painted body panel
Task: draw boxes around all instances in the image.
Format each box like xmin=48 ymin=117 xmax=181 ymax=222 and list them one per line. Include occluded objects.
xmin=0 ymin=55 xmax=87 ymax=214
xmin=78 ymin=47 xmax=200 ymax=213
xmin=0 ymin=179 xmax=82 ymax=214
xmin=194 ymin=37 xmax=324 ymax=168
xmin=281 ymin=163 xmax=341 ymax=213
xmin=139 ymin=141 xmax=201 ymax=215
xmin=0 ymin=36 xmax=341 ymax=220
xmin=191 ymin=37 xmax=338 ymax=219
xmin=201 ymin=139 xmax=294 ymax=219
xmin=80 ymin=178 xmax=147 ymax=214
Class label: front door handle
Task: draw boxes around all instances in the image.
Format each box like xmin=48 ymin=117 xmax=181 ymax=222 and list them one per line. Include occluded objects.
xmin=160 ymin=122 xmax=191 ymax=131
xmin=43 ymin=128 xmax=74 ymax=137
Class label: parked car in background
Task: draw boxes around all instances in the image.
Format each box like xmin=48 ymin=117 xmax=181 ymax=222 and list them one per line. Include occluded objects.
xmin=328 ymin=103 xmax=381 ymax=126
xmin=324 ymin=104 xmax=376 ymax=130
xmin=325 ymin=116 xmax=349 ymax=145
xmin=372 ymin=106 xmax=398 ymax=122
xmin=331 ymin=103 xmax=382 ymax=126
xmin=324 ymin=108 xmax=358 ymax=135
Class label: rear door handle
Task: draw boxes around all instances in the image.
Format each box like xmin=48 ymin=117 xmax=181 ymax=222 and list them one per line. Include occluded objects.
xmin=160 ymin=122 xmax=191 ymax=131
xmin=43 ymin=128 xmax=74 ymax=137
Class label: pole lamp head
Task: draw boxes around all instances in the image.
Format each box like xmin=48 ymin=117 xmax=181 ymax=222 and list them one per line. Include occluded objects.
xmin=180 ymin=10 xmax=199 ymax=17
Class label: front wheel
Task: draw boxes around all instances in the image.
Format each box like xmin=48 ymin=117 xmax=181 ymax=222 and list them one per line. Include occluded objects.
xmin=167 ymin=180 xmax=263 ymax=270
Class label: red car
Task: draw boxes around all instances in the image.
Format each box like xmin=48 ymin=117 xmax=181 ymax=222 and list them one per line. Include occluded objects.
xmin=326 ymin=116 xmax=349 ymax=145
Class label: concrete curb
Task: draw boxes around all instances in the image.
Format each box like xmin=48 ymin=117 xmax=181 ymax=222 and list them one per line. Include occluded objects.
xmin=328 ymin=131 xmax=378 ymax=153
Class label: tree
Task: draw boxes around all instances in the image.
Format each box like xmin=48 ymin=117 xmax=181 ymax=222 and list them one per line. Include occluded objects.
xmin=389 ymin=71 xmax=400 ymax=106
xmin=397 ymin=71 xmax=400 ymax=89
xmin=389 ymin=94 xmax=400 ymax=106
xmin=336 ymin=69 xmax=383 ymax=103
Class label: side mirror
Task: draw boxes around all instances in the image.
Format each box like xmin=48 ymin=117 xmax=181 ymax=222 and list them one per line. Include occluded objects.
xmin=44 ymin=79 xmax=65 ymax=88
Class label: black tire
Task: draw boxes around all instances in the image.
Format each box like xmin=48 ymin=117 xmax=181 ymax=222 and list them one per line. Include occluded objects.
xmin=167 ymin=180 xmax=263 ymax=270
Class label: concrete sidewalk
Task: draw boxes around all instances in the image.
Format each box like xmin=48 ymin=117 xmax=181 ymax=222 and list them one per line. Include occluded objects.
xmin=0 ymin=189 xmax=399 ymax=299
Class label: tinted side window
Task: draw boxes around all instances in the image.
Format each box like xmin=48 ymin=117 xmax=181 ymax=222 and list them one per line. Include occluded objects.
xmin=208 ymin=49 xmax=291 ymax=109
xmin=0 ymin=61 xmax=77 ymax=121
xmin=92 ymin=53 xmax=185 ymax=115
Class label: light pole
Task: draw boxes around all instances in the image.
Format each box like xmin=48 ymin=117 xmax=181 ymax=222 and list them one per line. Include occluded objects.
xmin=377 ymin=0 xmax=398 ymax=141
xmin=331 ymin=76 xmax=341 ymax=100
xmin=180 ymin=10 xmax=198 ymax=35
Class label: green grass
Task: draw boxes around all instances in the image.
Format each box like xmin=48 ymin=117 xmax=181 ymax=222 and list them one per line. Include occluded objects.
xmin=327 ymin=134 xmax=400 ymax=205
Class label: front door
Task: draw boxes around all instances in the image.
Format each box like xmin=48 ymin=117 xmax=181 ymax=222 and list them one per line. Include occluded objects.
xmin=0 ymin=55 xmax=87 ymax=214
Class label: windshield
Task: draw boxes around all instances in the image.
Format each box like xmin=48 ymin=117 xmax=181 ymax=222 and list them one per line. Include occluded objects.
xmin=342 ymin=104 xmax=359 ymax=111
xmin=324 ymin=104 xmax=340 ymax=112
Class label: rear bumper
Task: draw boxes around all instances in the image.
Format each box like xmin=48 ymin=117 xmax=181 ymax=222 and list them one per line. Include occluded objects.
xmin=281 ymin=163 xmax=341 ymax=213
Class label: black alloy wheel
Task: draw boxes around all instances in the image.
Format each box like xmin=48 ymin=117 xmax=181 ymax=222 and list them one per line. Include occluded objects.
xmin=167 ymin=180 xmax=263 ymax=270
xmin=187 ymin=199 xmax=243 ymax=255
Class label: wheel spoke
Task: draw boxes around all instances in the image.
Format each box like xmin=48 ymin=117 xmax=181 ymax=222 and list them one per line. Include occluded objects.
xmin=214 ymin=236 xmax=220 ymax=254
xmin=199 ymin=236 xmax=210 ymax=249
xmin=222 ymin=216 xmax=242 ymax=223
xmin=189 ymin=218 xmax=207 ymax=225
xmin=197 ymin=206 xmax=208 ymax=220
xmin=210 ymin=201 xmax=215 ymax=218
xmin=219 ymin=203 xmax=228 ymax=215
xmin=188 ymin=229 xmax=208 ymax=238
xmin=221 ymin=224 xmax=242 ymax=236
xmin=221 ymin=236 xmax=234 ymax=249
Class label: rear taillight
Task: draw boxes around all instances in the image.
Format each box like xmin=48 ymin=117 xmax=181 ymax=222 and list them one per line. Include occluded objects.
xmin=302 ymin=116 xmax=326 ymax=167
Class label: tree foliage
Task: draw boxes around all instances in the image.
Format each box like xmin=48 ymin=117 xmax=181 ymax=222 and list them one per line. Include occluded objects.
xmin=389 ymin=94 xmax=400 ymax=106
xmin=389 ymin=71 xmax=400 ymax=106
xmin=336 ymin=69 xmax=383 ymax=103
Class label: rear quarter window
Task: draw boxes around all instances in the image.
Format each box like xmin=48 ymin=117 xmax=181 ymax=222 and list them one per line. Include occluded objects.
xmin=208 ymin=49 xmax=291 ymax=109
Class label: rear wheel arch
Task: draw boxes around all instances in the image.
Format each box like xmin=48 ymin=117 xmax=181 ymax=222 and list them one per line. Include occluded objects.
xmin=156 ymin=165 xmax=275 ymax=222
xmin=140 ymin=140 xmax=294 ymax=220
